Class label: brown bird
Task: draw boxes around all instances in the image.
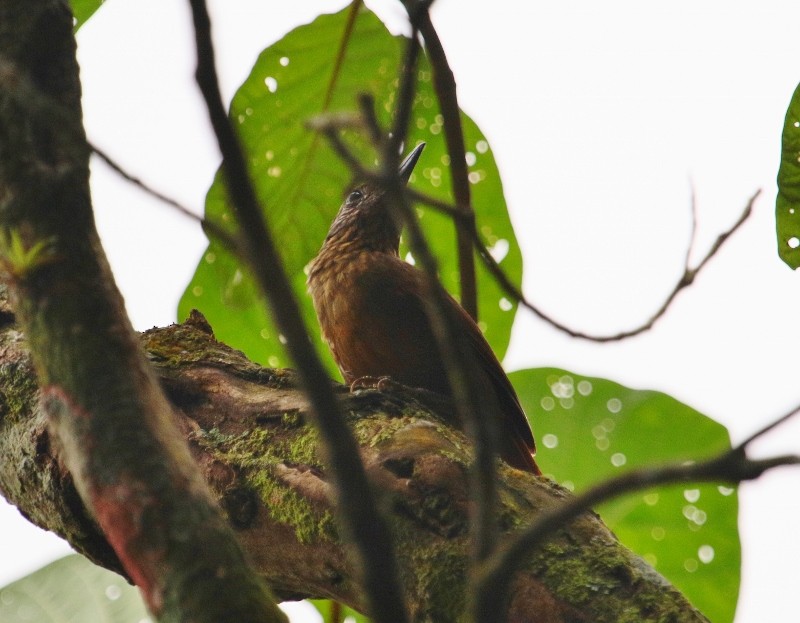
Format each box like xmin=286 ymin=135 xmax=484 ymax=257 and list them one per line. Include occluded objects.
xmin=308 ymin=143 xmax=539 ymax=474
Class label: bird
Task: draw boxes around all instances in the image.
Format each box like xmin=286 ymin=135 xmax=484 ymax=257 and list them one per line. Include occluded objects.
xmin=307 ymin=143 xmax=540 ymax=474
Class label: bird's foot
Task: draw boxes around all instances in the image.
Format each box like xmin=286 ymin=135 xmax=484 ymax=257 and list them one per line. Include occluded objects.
xmin=349 ymin=376 xmax=398 ymax=393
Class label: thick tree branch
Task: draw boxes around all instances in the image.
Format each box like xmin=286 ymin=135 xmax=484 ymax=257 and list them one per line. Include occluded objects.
xmin=186 ymin=2 xmax=409 ymax=621
xmin=0 ymin=311 xmax=719 ymax=623
xmin=0 ymin=2 xmax=283 ymax=622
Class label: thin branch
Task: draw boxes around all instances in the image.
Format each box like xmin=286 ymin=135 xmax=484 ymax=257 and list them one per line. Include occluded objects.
xmin=91 ymin=145 xmax=197 ymax=218
xmin=308 ymin=112 xmax=759 ymax=346
xmin=90 ymin=144 xmax=243 ymax=254
xmin=3 ymin=69 xmax=241 ymax=260
xmin=385 ymin=22 xmax=419 ymax=163
xmin=378 ymin=19 xmax=500 ymax=571
xmin=317 ymin=125 xmax=371 ymax=179
xmin=323 ymin=0 xmax=363 ymax=112
xmin=473 ymin=405 xmax=800 ymax=620
xmin=408 ymin=186 xmax=761 ymax=342
xmin=357 ymin=93 xmax=384 ymax=147
xmin=690 ymin=192 xmax=755 ymax=277
xmin=740 ymin=402 xmax=800 ymax=447
xmin=416 ymin=10 xmax=478 ymax=320
xmin=186 ymin=3 xmax=409 ymax=622
xmin=685 ymin=181 xmax=698 ymax=268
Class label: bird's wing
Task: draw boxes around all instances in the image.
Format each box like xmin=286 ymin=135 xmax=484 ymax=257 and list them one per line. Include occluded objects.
xmin=445 ymin=291 xmax=540 ymax=474
xmin=353 ymin=257 xmax=539 ymax=473
xmin=388 ymin=261 xmax=539 ymax=473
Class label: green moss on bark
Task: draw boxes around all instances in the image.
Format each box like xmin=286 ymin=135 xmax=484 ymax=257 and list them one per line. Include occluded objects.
xmin=194 ymin=422 xmax=336 ymax=545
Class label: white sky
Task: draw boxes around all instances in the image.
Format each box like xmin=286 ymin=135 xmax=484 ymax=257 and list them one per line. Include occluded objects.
xmin=1 ymin=1 xmax=799 ymax=622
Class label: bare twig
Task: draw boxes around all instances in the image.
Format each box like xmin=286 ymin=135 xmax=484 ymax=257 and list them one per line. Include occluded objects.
xmin=416 ymin=10 xmax=478 ymax=320
xmin=689 ymin=192 xmax=755 ymax=278
xmin=318 ymin=125 xmax=371 ymax=179
xmin=357 ymin=93 xmax=384 ymax=147
xmin=309 ymin=109 xmax=758 ymax=345
xmin=473 ymin=405 xmax=800 ymax=620
xmin=385 ymin=23 xmax=419 ymax=163
xmin=377 ymin=16 xmax=501 ymax=573
xmin=90 ymin=144 xmax=243 ymax=254
xmin=407 ymin=186 xmax=761 ymax=342
xmin=91 ymin=145 xmax=196 ymax=218
xmin=310 ymin=5 xmax=506 ymax=578
xmin=739 ymin=403 xmax=800 ymax=447
xmin=186 ymin=3 xmax=409 ymax=622
xmin=685 ymin=182 xmax=698 ymax=268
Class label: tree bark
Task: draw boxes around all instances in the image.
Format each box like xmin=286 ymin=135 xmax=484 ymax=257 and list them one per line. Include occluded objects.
xmin=0 ymin=2 xmax=285 ymax=621
xmin=0 ymin=304 xmax=708 ymax=623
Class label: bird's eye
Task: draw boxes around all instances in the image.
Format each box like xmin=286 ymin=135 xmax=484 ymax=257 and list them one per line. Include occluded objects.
xmin=346 ymin=189 xmax=363 ymax=204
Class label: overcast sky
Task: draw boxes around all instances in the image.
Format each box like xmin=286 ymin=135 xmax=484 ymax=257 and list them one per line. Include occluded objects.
xmin=1 ymin=1 xmax=799 ymax=621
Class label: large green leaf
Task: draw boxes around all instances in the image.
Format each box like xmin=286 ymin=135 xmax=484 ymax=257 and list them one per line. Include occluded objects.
xmin=0 ymin=555 xmax=149 ymax=623
xmin=511 ymin=368 xmax=739 ymax=623
xmin=776 ymin=81 xmax=800 ymax=268
xmin=178 ymin=6 xmax=521 ymax=375
xmin=71 ymin=0 xmax=104 ymax=31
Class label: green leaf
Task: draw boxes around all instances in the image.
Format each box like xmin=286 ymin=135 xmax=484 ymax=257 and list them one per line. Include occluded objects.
xmin=70 ymin=0 xmax=104 ymax=31
xmin=0 ymin=554 xmax=149 ymax=623
xmin=510 ymin=368 xmax=739 ymax=623
xmin=179 ymin=5 xmax=521 ymax=375
xmin=776 ymin=81 xmax=800 ymax=268
xmin=310 ymin=599 xmax=370 ymax=623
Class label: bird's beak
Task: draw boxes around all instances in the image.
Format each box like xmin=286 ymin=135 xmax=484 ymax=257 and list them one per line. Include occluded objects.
xmin=398 ymin=142 xmax=425 ymax=184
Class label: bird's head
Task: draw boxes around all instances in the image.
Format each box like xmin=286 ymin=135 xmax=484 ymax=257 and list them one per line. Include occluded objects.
xmin=323 ymin=143 xmax=425 ymax=255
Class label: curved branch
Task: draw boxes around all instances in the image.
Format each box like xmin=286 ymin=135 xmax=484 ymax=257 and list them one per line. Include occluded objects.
xmin=474 ymin=408 xmax=800 ymax=619
xmin=309 ymin=111 xmax=759 ymax=345
xmin=0 ymin=313 xmax=715 ymax=623
xmin=406 ymin=187 xmax=760 ymax=342
xmin=90 ymin=144 xmax=243 ymax=254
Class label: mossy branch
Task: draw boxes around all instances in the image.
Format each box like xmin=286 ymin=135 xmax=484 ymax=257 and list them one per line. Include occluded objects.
xmin=0 ymin=309 xmax=709 ymax=623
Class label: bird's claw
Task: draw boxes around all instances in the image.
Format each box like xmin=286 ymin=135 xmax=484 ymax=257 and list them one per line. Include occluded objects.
xmin=349 ymin=376 xmax=397 ymax=393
